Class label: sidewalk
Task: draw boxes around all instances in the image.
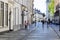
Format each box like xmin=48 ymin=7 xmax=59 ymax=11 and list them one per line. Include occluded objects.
xmin=28 ymin=23 xmax=37 ymax=32
xmin=0 ymin=23 xmax=36 ymax=40
xmin=50 ymin=24 xmax=60 ymax=38
xmin=22 ymin=22 xmax=60 ymax=40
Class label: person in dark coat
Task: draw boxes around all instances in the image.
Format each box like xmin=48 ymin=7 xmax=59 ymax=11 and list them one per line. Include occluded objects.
xmin=41 ymin=20 xmax=44 ymax=29
xmin=47 ymin=19 xmax=50 ymax=28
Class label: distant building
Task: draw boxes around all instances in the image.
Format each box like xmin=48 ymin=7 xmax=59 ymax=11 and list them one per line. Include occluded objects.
xmin=33 ymin=9 xmax=45 ymax=22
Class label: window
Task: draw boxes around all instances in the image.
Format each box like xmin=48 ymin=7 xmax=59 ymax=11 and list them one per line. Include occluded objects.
xmin=13 ymin=8 xmax=19 ymax=25
xmin=5 ymin=3 xmax=8 ymax=26
xmin=0 ymin=1 xmax=4 ymax=27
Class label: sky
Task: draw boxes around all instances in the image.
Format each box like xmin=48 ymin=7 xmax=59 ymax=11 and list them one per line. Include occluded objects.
xmin=34 ymin=0 xmax=46 ymax=14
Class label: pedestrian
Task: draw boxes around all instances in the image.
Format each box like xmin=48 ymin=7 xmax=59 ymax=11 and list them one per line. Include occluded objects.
xmin=41 ymin=20 xmax=44 ymax=29
xmin=24 ymin=21 xmax=27 ymax=29
xmin=47 ymin=19 xmax=50 ymax=28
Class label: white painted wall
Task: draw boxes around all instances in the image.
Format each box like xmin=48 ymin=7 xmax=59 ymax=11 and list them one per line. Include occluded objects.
xmin=0 ymin=0 xmax=9 ymax=32
xmin=0 ymin=0 xmax=8 ymax=3
xmin=13 ymin=2 xmax=22 ymax=25
xmin=0 ymin=0 xmax=8 ymax=27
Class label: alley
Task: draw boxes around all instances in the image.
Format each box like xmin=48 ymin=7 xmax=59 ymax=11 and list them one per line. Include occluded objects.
xmin=0 ymin=22 xmax=60 ymax=40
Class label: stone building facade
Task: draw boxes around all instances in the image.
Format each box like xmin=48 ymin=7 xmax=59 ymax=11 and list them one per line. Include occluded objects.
xmin=0 ymin=0 xmax=34 ymax=32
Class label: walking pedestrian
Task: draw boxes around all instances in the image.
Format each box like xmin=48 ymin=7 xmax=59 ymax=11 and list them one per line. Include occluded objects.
xmin=24 ymin=21 xmax=27 ymax=29
xmin=47 ymin=19 xmax=50 ymax=28
xmin=41 ymin=20 xmax=44 ymax=30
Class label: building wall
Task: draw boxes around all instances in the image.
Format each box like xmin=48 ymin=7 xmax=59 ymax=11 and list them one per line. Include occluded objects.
xmin=0 ymin=0 xmax=22 ymax=32
xmin=0 ymin=0 xmax=34 ymax=32
xmin=13 ymin=2 xmax=22 ymax=31
xmin=26 ymin=0 xmax=33 ymax=24
xmin=52 ymin=0 xmax=60 ymax=24
xmin=10 ymin=0 xmax=22 ymax=31
xmin=21 ymin=0 xmax=34 ymax=24
xmin=54 ymin=0 xmax=60 ymax=11
xmin=0 ymin=0 xmax=9 ymax=32
xmin=54 ymin=0 xmax=60 ymax=7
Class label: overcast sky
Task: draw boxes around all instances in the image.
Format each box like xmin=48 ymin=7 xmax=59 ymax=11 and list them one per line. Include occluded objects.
xmin=34 ymin=0 xmax=46 ymax=14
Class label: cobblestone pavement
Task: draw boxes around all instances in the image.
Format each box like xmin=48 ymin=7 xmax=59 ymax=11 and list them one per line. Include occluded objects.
xmin=22 ymin=22 xmax=60 ymax=40
xmin=0 ymin=22 xmax=60 ymax=40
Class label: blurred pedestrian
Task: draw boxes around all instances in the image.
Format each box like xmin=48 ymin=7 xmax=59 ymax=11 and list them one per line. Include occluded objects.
xmin=24 ymin=21 xmax=27 ymax=29
xmin=47 ymin=19 xmax=50 ymax=28
xmin=41 ymin=20 xmax=44 ymax=29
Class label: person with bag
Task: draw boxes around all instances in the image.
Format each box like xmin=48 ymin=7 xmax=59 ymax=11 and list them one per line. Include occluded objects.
xmin=41 ymin=20 xmax=44 ymax=30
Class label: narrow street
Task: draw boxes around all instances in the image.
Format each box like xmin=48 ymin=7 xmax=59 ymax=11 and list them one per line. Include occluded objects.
xmin=0 ymin=22 xmax=60 ymax=40
xmin=22 ymin=22 xmax=60 ymax=40
xmin=0 ymin=0 xmax=60 ymax=40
